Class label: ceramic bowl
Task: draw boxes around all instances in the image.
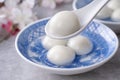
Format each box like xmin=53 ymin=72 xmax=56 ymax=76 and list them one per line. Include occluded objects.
xmin=73 ymin=0 xmax=120 ymax=33
xmin=15 ymin=18 xmax=119 ymax=75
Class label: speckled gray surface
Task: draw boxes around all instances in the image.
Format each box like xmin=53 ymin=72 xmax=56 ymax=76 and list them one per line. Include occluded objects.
xmin=0 ymin=2 xmax=120 ymax=80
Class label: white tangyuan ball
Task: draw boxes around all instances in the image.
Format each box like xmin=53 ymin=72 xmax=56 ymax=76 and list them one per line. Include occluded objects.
xmin=42 ymin=36 xmax=67 ymax=49
xmin=47 ymin=45 xmax=75 ymax=65
xmin=46 ymin=11 xmax=80 ymax=37
xmin=67 ymin=35 xmax=93 ymax=55
xmin=111 ymin=9 xmax=120 ymax=21
xmin=107 ymin=0 xmax=120 ymax=10
xmin=96 ymin=6 xmax=113 ymax=19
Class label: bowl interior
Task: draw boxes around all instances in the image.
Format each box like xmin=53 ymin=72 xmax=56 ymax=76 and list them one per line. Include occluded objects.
xmin=16 ymin=18 xmax=118 ymax=69
xmin=73 ymin=0 xmax=120 ymax=23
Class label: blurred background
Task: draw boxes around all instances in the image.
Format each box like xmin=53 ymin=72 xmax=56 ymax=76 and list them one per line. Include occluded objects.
xmin=0 ymin=0 xmax=120 ymax=80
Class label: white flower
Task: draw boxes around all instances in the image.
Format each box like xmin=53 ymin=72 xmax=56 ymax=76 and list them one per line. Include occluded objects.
xmin=0 ymin=0 xmax=5 ymax=3
xmin=0 ymin=0 xmax=37 ymax=32
xmin=0 ymin=14 xmax=6 ymax=24
xmin=20 ymin=0 xmax=35 ymax=9
xmin=0 ymin=7 xmax=10 ymax=23
xmin=0 ymin=7 xmax=9 ymax=16
xmin=40 ymin=0 xmax=73 ymax=9
xmin=10 ymin=8 xmax=34 ymax=30
xmin=0 ymin=14 xmax=6 ymax=19
xmin=5 ymin=0 xmax=20 ymax=9
xmin=41 ymin=0 xmax=56 ymax=9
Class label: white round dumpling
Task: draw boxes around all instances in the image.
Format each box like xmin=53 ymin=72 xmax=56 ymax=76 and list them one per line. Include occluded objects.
xmin=107 ymin=0 xmax=120 ymax=10
xmin=111 ymin=9 xmax=120 ymax=21
xmin=47 ymin=45 xmax=75 ymax=65
xmin=67 ymin=35 xmax=93 ymax=55
xmin=42 ymin=36 xmax=67 ymax=49
xmin=96 ymin=6 xmax=113 ymax=19
xmin=46 ymin=11 xmax=80 ymax=37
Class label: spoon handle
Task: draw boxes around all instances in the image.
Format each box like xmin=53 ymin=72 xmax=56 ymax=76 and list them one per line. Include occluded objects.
xmin=75 ymin=0 xmax=110 ymax=27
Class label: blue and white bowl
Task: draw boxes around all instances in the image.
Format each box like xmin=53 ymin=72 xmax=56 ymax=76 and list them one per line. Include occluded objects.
xmin=15 ymin=18 xmax=119 ymax=75
xmin=73 ymin=0 xmax=120 ymax=33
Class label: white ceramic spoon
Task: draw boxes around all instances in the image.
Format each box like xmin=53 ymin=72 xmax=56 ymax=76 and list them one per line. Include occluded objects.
xmin=45 ymin=0 xmax=109 ymax=39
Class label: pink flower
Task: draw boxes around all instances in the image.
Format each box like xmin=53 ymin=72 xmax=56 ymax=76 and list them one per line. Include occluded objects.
xmin=1 ymin=20 xmax=19 ymax=35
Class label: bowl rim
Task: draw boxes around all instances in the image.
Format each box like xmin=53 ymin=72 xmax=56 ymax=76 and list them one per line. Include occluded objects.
xmin=72 ymin=0 xmax=120 ymax=25
xmin=15 ymin=17 xmax=119 ymax=72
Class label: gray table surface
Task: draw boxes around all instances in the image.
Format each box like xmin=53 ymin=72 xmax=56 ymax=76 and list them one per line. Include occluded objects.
xmin=1 ymin=2 xmax=120 ymax=80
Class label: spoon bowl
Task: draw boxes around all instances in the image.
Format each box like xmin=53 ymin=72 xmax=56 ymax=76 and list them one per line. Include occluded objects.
xmin=45 ymin=0 xmax=109 ymax=39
